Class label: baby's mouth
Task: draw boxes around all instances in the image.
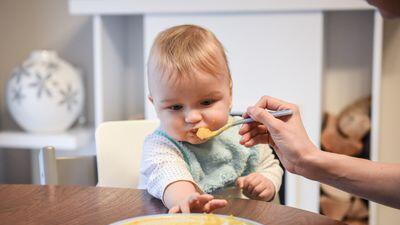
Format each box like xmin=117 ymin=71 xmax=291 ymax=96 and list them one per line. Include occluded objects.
xmin=190 ymin=128 xmax=205 ymax=138
xmin=189 ymin=128 xmax=198 ymax=135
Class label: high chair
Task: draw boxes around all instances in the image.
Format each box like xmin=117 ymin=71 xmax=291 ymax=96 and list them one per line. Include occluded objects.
xmin=95 ymin=120 xmax=159 ymax=188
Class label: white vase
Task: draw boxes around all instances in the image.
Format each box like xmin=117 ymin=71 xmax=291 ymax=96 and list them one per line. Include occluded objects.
xmin=6 ymin=50 xmax=85 ymax=133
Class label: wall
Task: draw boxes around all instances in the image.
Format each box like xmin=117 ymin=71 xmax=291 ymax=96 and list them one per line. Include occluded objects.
xmin=0 ymin=0 xmax=92 ymax=183
xmin=323 ymin=11 xmax=373 ymax=115
xmin=377 ymin=19 xmax=400 ymax=225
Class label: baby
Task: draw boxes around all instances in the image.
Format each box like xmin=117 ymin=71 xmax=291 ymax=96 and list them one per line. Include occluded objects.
xmin=138 ymin=25 xmax=283 ymax=213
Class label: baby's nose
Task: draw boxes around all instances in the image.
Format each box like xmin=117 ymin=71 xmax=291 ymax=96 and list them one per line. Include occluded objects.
xmin=185 ymin=109 xmax=202 ymax=124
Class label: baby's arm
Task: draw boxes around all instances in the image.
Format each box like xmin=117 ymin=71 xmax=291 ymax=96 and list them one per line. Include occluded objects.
xmin=140 ymin=135 xmax=226 ymax=213
xmin=164 ymin=181 xmax=227 ymax=213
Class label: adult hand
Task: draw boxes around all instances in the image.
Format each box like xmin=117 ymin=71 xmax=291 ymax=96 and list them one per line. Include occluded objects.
xmin=168 ymin=193 xmax=227 ymax=213
xmin=239 ymin=96 xmax=318 ymax=175
xmin=239 ymin=96 xmax=400 ymax=209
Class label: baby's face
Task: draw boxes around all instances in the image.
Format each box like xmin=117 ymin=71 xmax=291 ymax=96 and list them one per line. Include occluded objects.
xmin=149 ymin=72 xmax=232 ymax=144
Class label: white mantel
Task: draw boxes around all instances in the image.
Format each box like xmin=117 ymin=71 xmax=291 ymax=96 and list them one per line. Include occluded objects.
xmin=69 ymin=0 xmax=373 ymax=14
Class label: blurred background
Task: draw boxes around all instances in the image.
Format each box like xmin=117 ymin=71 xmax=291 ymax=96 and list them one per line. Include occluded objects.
xmin=0 ymin=0 xmax=399 ymax=224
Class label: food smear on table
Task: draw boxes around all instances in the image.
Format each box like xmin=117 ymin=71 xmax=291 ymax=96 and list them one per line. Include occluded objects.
xmin=121 ymin=214 xmax=253 ymax=225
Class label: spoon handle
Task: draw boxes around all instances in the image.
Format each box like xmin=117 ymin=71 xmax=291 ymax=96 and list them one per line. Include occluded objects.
xmin=231 ymin=109 xmax=293 ymax=126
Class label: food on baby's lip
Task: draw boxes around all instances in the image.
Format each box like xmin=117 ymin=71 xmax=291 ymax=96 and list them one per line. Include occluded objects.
xmin=114 ymin=214 xmax=259 ymax=225
xmin=196 ymin=118 xmax=235 ymax=140
xmin=196 ymin=127 xmax=218 ymax=140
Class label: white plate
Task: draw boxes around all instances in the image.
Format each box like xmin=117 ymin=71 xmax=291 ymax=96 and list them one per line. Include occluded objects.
xmin=110 ymin=213 xmax=263 ymax=225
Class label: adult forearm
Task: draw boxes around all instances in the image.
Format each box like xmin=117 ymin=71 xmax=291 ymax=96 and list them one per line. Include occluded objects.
xmin=299 ymin=150 xmax=400 ymax=209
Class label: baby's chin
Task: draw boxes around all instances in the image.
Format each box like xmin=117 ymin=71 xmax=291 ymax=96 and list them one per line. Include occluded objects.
xmin=186 ymin=138 xmax=208 ymax=145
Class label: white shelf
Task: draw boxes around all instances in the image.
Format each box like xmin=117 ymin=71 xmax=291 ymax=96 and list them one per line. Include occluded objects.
xmin=0 ymin=127 xmax=93 ymax=151
xmin=69 ymin=0 xmax=373 ymax=15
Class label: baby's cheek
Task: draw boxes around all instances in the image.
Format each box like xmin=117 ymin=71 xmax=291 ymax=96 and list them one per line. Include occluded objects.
xmin=161 ymin=120 xmax=183 ymax=140
xmin=210 ymin=111 xmax=230 ymax=130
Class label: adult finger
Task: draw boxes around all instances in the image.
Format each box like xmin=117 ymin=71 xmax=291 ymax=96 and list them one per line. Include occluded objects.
xmin=239 ymin=121 xmax=262 ymax=135
xmin=254 ymin=95 xmax=291 ymax=111
xmin=239 ymin=127 xmax=258 ymax=144
xmin=250 ymin=132 xmax=274 ymax=146
xmin=243 ymin=125 xmax=267 ymax=139
xmin=240 ymin=125 xmax=268 ymax=144
xmin=247 ymin=106 xmax=284 ymax=132
xmin=243 ymin=133 xmax=270 ymax=147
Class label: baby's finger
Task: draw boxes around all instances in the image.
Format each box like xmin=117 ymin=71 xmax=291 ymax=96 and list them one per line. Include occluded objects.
xmin=236 ymin=177 xmax=245 ymax=188
xmin=180 ymin=202 xmax=191 ymax=213
xmin=259 ymin=189 xmax=275 ymax=201
xmin=248 ymin=178 xmax=263 ymax=195
xmin=196 ymin=194 xmax=214 ymax=205
xmin=245 ymin=174 xmax=264 ymax=192
xmin=208 ymin=199 xmax=228 ymax=212
xmin=250 ymin=181 xmax=267 ymax=197
xmin=242 ymin=174 xmax=257 ymax=190
xmin=241 ymin=177 xmax=250 ymax=190
xmin=242 ymin=188 xmax=252 ymax=199
xmin=168 ymin=205 xmax=181 ymax=214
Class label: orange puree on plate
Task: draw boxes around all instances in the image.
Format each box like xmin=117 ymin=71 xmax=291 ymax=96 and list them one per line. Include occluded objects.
xmin=122 ymin=214 xmax=252 ymax=225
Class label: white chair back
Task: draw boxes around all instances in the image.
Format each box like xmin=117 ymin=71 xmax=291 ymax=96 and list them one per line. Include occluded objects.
xmin=95 ymin=120 xmax=159 ymax=188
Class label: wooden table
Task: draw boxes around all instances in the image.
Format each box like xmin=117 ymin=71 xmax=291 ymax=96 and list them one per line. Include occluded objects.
xmin=0 ymin=184 xmax=345 ymax=225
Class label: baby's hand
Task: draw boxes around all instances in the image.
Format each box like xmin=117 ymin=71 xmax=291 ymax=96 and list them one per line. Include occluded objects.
xmin=236 ymin=173 xmax=276 ymax=201
xmin=168 ymin=193 xmax=227 ymax=214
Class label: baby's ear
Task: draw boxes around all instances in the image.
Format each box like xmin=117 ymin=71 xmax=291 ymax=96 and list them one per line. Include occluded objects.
xmin=148 ymin=95 xmax=154 ymax=104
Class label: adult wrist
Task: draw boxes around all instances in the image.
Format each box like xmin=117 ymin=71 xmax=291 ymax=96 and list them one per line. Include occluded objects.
xmin=296 ymin=144 xmax=324 ymax=181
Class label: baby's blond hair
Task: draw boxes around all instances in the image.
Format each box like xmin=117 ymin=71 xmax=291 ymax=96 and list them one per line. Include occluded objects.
xmin=147 ymin=24 xmax=232 ymax=92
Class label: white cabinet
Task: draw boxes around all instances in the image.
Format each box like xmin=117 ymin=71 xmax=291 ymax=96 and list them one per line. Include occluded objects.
xmin=69 ymin=1 xmax=383 ymax=223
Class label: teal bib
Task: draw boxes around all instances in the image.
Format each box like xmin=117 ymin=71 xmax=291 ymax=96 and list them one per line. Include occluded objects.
xmin=155 ymin=118 xmax=261 ymax=194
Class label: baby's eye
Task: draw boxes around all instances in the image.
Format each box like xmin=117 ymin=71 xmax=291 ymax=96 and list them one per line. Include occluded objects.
xmin=201 ymin=99 xmax=215 ymax=106
xmin=169 ymin=105 xmax=183 ymax=111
